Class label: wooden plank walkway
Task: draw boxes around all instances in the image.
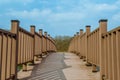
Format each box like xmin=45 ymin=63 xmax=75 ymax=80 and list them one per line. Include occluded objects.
xmin=20 ymin=52 xmax=100 ymax=80
xmin=63 ymin=53 xmax=100 ymax=80
xmin=21 ymin=53 xmax=68 ymax=80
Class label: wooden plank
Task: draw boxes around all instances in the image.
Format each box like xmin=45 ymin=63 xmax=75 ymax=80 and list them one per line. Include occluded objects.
xmin=0 ymin=34 xmax=3 ymax=80
xmin=26 ymin=35 xmax=29 ymax=62
xmin=116 ymin=31 xmax=120 ymax=80
xmin=21 ymin=32 xmax=24 ymax=64
xmin=1 ymin=35 xmax=7 ymax=80
xmin=28 ymin=36 xmax=30 ymax=61
xmin=97 ymin=30 xmax=100 ymax=65
xmin=111 ymin=32 xmax=117 ymax=80
xmin=101 ymin=37 xmax=105 ymax=77
xmin=11 ymin=38 xmax=16 ymax=76
xmin=40 ymin=37 xmax=42 ymax=54
xmin=31 ymin=37 xmax=34 ymax=61
xmin=105 ymin=36 xmax=108 ymax=78
xmin=6 ymin=36 xmax=12 ymax=79
xmin=106 ymin=35 xmax=109 ymax=79
xmin=96 ymin=31 xmax=98 ymax=65
xmin=23 ymin=33 xmax=25 ymax=63
xmin=107 ymin=34 xmax=112 ymax=80
xmin=18 ymin=31 xmax=21 ymax=64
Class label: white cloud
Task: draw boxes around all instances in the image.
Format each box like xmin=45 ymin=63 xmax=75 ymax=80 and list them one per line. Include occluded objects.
xmin=112 ymin=12 xmax=120 ymax=20
xmin=48 ymin=12 xmax=85 ymax=22
xmin=77 ymin=2 xmax=118 ymax=13
xmin=0 ymin=0 xmax=34 ymax=4
xmin=93 ymin=4 xmax=118 ymax=11
xmin=0 ymin=0 xmax=10 ymax=3
xmin=6 ymin=8 xmax=52 ymax=19
xmin=39 ymin=0 xmax=49 ymax=4
xmin=6 ymin=8 xmax=85 ymax=22
xmin=116 ymin=0 xmax=120 ymax=4
xmin=56 ymin=6 xmax=63 ymax=10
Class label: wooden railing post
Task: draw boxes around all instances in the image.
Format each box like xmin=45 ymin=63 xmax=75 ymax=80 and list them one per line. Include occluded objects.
xmin=39 ymin=29 xmax=43 ymax=36
xmin=80 ymin=29 xmax=83 ymax=59
xmin=49 ymin=36 xmax=52 ymax=52
xmin=44 ymin=32 xmax=47 ymax=55
xmin=85 ymin=25 xmax=92 ymax=66
xmin=30 ymin=25 xmax=36 ymax=64
xmin=77 ymin=32 xmax=80 ymax=55
xmin=74 ymin=34 xmax=77 ymax=53
xmin=46 ymin=33 xmax=49 ymax=53
xmin=99 ymin=19 xmax=108 ymax=79
xmin=73 ymin=34 xmax=76 ymax=53
xmin=22 ymin=64 xmax=27 ymax=71
xmin=83 ymin=27 xmax=88 ymax=62
xmin=39 ymin=29 xmax=43 ymax=58
xmin=80 ymin=29 xmax=83 ymax=36
xmin=76 ymin=32 xmax=79 ymax=55
xmin=48 ymin=34 xmax=50 ymax=52
xmin=50 ymin=35 xmax=52 ymax=52
xmin=11 ymin=20 xmax=19 ymax=80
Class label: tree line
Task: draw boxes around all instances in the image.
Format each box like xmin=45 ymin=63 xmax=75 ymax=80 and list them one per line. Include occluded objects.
xmin=54 ymin=36 xmax=72 ymax=52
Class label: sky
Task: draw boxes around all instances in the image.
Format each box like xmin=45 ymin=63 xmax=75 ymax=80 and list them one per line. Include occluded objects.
xmin=0 ymin=0 xmax=120 ymax=37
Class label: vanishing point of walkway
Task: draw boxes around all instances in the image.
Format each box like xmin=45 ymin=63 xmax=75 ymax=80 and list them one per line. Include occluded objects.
xmin=21 ymin=53 xmax=100 ymax=80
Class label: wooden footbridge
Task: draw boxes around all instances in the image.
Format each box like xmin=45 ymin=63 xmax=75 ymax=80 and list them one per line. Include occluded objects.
xmin=0 ymin=19 xmax=120 ymax=80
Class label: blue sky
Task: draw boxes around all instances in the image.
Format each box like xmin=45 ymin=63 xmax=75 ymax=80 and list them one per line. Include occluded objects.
xmin=0 ymin=0 xmax=120 ymax=37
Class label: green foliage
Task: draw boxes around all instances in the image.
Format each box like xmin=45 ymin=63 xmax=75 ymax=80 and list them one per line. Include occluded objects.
xmin=17 ymin=64 xmax=22 ymax=71
xmin=54 ymin=36 xmax=72 ymax=52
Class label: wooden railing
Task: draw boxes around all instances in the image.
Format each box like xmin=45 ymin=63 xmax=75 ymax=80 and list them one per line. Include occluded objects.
xmin=101 ymin=27 xmax=120 ymax=80
xmin=0 ymin=20 xmax=57 ymax=80
xmin=0 ymin=29 xmax=17 ymax=80
xmin=18 ymin=26 xmax=34 ymax=65
xmin=68 ymin=19 xmax=120 ymax=80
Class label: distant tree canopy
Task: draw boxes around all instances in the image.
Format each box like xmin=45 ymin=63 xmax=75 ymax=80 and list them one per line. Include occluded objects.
xmin=54 ymin=36 xmax=72 ymax=52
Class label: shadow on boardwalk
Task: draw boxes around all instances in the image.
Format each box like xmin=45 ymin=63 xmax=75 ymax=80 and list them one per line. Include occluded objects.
xmin=21 ymin=53 xmax=69 ymax=80
xmin=20 ymin=52 xmax=100 ymax=80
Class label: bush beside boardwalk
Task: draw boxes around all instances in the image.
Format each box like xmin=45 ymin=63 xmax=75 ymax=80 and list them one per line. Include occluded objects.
xmin=54 ymin=36 xmax=72 ymax=52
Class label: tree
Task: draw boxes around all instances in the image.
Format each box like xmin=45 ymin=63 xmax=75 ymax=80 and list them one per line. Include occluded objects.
xmin=54 ymin=36 xmax=72 ymax=52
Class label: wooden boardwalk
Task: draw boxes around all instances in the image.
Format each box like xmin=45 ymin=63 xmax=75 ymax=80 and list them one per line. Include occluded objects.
xmin=20 ymin=52 xmax=100 ymax=80
xmin=63 ymin=53 xmax=100 ymax=80
xmin=21 ymin=53 xmax=67 ymax=80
